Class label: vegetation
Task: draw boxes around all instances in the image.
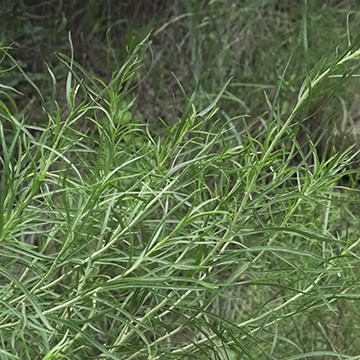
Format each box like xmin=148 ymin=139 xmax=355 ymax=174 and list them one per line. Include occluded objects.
xmin=0 ymin=1 xmax=359 ymax=359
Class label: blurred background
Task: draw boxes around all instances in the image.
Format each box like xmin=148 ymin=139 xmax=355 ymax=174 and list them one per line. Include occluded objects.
xmin=1 ymin=0 xmax=360 ymax=150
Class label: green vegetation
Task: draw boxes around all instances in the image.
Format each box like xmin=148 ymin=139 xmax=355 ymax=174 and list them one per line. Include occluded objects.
xmin=0 ymin=1 xmax=359 ymax=359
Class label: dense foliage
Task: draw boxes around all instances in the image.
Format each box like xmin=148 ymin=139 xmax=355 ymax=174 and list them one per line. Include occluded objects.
xmin=0 ymin=1 xmax=359 ymax=359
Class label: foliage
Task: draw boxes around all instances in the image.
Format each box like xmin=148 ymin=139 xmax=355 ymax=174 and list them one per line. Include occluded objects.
xmin=0 ymin=1 xmax=359 ymax=359
xmin=1 ymin=32 xmax=360 ymax=359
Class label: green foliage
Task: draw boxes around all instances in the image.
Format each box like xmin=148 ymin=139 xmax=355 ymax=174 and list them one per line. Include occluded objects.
xmin=0 ymin=27 xmax=360 ymax=358
xmin=0 ymin=1 xmax=359 ymax=359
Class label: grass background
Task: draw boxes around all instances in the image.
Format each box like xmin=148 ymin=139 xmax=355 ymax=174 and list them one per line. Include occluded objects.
xmin=0 ymin=1 xmax=359 ymax=359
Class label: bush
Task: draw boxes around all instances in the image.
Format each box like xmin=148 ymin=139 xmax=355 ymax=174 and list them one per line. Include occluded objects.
xmin=0 ymin=27 xmax=359 ymax=358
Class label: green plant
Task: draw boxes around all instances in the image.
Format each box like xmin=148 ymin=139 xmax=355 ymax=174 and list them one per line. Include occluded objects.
xmin=0 ymin=25 xmax=360 ymax=359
